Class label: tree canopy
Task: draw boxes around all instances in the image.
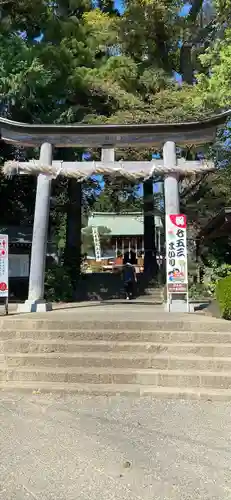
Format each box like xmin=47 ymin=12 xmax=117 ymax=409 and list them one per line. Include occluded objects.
xmin=1 ymin=0 xmax=231 ymax=271
xmin=0 ymin=0 xmax=224 ymax=128
xmin=0 ymin=0 xmax=229 ymax=127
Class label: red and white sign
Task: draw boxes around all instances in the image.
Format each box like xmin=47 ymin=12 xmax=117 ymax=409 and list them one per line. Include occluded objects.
xmin=0 ymin=235 xmax=8 ymax=298
xmin=166 ymin=214 xmax=188 ymax=293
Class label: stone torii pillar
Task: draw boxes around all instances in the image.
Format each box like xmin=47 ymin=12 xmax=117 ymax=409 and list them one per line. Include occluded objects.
xmin=101 ymin=147 xmax=115 ymax=167
xmin=18 ymin=143 xmax=53 ymax=313
xmin=163 ymin=141 xmax=180 ymax=215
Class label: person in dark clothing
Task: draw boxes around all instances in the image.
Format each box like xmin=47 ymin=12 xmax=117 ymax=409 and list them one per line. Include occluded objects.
xmin=130 ymin=249 xmax=137 ymax=265
xmin=123 ymin=262 xmax=137 ymax=300
xmin=123 ymin=251 xmax=130 ymax=265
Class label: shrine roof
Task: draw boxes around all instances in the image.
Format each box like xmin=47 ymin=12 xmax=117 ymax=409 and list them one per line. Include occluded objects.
xmin=198 ymin=208 xmax=231 ymax=241
xmin=87 ymin=212 xmax=163 ymax=236
xmin=0 ymin=225 xmax=32 ymax=244
xmin=0 ymin=109 xmax=230 ymax=147
xmin=0 ymin=225 xmax=53 ymax=246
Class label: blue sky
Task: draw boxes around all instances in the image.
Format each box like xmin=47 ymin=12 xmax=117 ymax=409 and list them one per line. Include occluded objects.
xmin=179 ymin=3 xmax=191 ymax=16
xmin=115 ymin=0 xmax=123 ymax=12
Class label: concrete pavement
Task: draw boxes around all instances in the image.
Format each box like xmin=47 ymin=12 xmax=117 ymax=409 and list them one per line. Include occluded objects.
xmin=0 ymin=392 xmax=231 ymax=499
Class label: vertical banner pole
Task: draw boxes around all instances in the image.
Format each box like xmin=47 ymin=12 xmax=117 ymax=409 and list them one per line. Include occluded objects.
xmin=0 ymin=235 xmax=9 ymax=315
xmin=166 ymin=214 xmax=188 ymax=313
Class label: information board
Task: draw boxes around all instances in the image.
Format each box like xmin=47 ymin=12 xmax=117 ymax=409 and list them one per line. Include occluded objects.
xmin=9 ymin=254 xmax=29 ymax=278
xmin=0 ymin=234 xmax=8 ymax=298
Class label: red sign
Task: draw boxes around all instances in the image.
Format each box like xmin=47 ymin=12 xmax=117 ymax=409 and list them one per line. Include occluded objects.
xmin=0 ymin=234 xmax=8 ymax=298
xmin=169 ymin=214 xmax=187 ymax=229
xmin=168 ymin=283 xmax=187 ymax=293
xmin=0 ymin=282 xmax=7 ymax=292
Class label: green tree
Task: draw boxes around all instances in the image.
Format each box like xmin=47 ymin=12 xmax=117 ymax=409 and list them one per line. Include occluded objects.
xmin=97 ymin=0 xmax=118 ymax=14
xmin=196 ymin=28 xmax=231 ymax=110
xmin=93 ymin=177 xmax=143 ymax=212
xmin=81 ymin=225 xmax=111 ymax=256
xmin=0 ymin=141 xmax=36 ymax=225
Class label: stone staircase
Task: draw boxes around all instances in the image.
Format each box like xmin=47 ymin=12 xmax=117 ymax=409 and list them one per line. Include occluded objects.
xmin=78 ymin=272 xmax=164 ymax=303
xmin=1 ymin=312 xmax=231 ymax=399
xmin=140 ymin=286 xmax=163 ymax=303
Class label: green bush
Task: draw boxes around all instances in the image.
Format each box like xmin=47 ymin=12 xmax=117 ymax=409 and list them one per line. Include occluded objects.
xmin=204 ymin=262 xmax=231 ymax=296
xmin=216 ymin=275 xmax=231 ymax=319
xmin=189 ymin=283 xmax=209 ymax=300
xmin=45 ymin=264 xmax=73 ymax=302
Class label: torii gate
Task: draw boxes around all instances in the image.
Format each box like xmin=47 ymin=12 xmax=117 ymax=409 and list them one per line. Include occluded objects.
xmin=1 ymin=111 xmax=229 ymax=312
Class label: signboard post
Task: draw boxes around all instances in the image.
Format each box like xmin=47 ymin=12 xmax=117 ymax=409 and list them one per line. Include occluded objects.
xmin=0 ymin=235 xmax=9 ymax=315
xmin=166 ymin=214 xmax=189 ymax=313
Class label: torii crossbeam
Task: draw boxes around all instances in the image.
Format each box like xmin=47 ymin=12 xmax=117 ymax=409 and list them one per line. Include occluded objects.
xmin=3 ymin=158 xmax=214 ymax=180
xmin=0 ymin=110 xmax=229 ymax=147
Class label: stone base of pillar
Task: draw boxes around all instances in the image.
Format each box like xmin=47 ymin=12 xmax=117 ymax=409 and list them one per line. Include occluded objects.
xmin=164 ymin=299 xmax=189 ymax=313
xmin=17 ymin=300 xmax=52 ymax=313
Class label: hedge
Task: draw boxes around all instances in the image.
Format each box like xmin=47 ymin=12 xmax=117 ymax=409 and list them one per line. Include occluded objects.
xmin=216 ymin=275 xmax=231 ymax=320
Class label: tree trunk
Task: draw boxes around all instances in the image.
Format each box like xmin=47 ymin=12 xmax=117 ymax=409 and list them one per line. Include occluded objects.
xmin=64 ymin=180 xmax=82 ymax=297
xmin=143 ymin=179 xmax=158 ymax=279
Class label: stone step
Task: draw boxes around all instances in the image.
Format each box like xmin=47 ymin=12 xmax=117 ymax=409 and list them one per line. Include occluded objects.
xmin=2 ymin=330 xmax=231 ymax=343
xmin=143 ymin=289 xmax=163 ymax=296
xmin=135 ymin=299 xmax=163 ymax=303
xmin=1 ymin=382 xmax=231 ymax=400
xmin=2 ymin=313 xmax=231 ymax=400
xmin=2 ymin=318 xmax=231 ymax=332
xmin=4 ymin=339 xmax=231 ymax=355
xmin=5 ymin=352 xmax=231 ymax=371
xmin=2 ymin=367 xmax=231 ymax=389
xmin=113 ymin=297 xmax=163 ymax=303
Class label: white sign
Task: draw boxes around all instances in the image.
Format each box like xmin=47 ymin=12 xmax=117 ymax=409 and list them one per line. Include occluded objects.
xmin=166 ymin=214 xmax=188 ymax=293
xmin=92 ymin=226 xmax=102 ymax=261
xmin=0 ymin=234 xmax=8 ymax=298
xmin=9 ymin=254 xmax=29 ymax=278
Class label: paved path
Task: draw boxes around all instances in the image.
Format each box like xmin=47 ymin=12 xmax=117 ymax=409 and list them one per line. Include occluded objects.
xmin=0 ymin=392 xmax=231 ymax=499
xmin=0 ymin=301 xmax=212 ymax=323
xmin=1 ymin=301 xmax=166 ymax=318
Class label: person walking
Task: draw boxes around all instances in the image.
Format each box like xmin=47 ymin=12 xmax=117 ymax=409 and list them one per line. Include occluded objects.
xmin=123 ymin=262 xmax=137 ymax=300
